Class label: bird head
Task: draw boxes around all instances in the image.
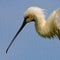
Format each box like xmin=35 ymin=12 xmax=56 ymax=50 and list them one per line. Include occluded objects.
xmin=24 ymin=7 xmax=45 ymax=23
xmin=20 ymin=7 xmax=39 ymax=32
xmin=24 ymin=7 xmax=37 ymax=23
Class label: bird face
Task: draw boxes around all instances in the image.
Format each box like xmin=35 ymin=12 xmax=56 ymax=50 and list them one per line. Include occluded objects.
xmin=24 ymin=15 xmax=34 ymax=23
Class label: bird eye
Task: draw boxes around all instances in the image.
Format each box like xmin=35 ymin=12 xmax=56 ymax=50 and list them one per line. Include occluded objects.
xmin=26 ymin=16 xmax=29 ymax=19
xmin=25 ymin=16 xmax=30 ymax=20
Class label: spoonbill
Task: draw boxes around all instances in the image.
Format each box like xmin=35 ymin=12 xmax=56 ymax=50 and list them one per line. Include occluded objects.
xmin=6 ymin=7 xmax=60 ymax=53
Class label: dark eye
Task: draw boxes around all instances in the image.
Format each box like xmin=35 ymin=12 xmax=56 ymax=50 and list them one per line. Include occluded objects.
xmin=27 ymin=16 xmax=29 ymax=18
xmin=25 ymin=16 xmax=29 ymax=19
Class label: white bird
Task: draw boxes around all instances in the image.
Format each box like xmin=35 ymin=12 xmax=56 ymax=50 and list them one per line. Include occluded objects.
xmin=6 ymin=7 xmax=60 ymax=53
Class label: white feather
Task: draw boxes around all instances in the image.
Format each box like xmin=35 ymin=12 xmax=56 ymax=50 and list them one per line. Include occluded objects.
xmin=24 ymin=7 xmax=60 ymax=39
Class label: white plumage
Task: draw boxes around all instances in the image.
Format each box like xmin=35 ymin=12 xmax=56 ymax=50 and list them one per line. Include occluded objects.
xmin=24 ymin=7 xmax=60 ymax=38
xmin=6 ymin=7 xmax=60 ymax=53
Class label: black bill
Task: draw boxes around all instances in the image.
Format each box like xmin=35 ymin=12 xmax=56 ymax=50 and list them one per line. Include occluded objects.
xmin=6 ymin=20 xmax=27 ymax=54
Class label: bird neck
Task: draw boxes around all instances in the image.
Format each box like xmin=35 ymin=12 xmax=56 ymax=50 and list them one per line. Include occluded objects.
xmin=35 ymin=15 xmax=52 ymax=37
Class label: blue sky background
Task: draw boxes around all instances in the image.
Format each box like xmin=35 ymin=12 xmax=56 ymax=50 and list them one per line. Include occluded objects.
xmin=0 ymin=0 xmax=60 ymax=60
